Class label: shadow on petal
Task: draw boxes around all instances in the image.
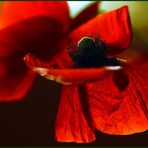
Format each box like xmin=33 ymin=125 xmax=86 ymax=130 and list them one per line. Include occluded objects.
xmin=113 ymin=70 xmax=129 ymax=91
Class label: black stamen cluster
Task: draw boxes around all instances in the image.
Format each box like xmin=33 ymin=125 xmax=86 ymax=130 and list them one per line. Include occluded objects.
xmin=68 ymin=36 xmax=119 ymax=68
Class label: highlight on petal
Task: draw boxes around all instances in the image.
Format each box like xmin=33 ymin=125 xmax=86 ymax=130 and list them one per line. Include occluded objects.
xmin=69 ymin=6 xmax=132 ymax=55
xmin=32 ymin=68 xmax=111 ymax=85
xmin=85 ymin=63 xmax=148 ymax=135
xmin=55 ymin=85 xmax=96 ymax=143
xmin=0 ymin=2 xmax=70 ymax=32
xmin=105 ymin=65 xmax=122 ymax=70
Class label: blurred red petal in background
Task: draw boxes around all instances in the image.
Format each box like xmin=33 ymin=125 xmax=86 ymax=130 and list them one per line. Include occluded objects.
xmin=0 ymin=2 xmax=70 ymax=32
xmin=0 ymin=2 xmax=70 ymax=101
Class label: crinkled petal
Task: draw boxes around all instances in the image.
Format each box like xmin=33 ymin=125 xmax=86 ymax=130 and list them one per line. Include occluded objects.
xmin=69 ymin=6 xmax=132 ymax=55
xmin=55 ymin=85 xmax=96 ymax=143
xmin=85 ymin=62 xmax=148 ymax=135
xmin=0 ymin=1 xmax=70 ymax=32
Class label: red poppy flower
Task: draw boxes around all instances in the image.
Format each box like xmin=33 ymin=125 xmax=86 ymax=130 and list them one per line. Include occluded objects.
xmin=24 ymin=4 xmax=148 ymax=143
xmin=1 ymin=1 xmax=147 ymax=144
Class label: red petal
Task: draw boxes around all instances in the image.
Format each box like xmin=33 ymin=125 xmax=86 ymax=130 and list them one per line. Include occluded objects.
xmin=0 ymin=2 xmax=70 ymax=32
xmin=0 ymin=18 xmax=66 ymax=60
xmin=34 ymin=68 xmax=114 ymax=85
xmin=0 ymin=2 xmax=70 ymax=60
xmin=52 ymin=50 xmax=74 ymax=68
xmin=0 ymin=18 xmax=64 ymax=101
xmin=0 ymin=2 xmax=70 ymax=101
xmin=0 ymin=2 xmax=69 ymax=101
xmin=24 ymin=54 xmax=52 ymax=69
xmin=55 ymin=85 xmax=96 ymax=143
xmin=70 ymin=2 xmax=99 ymax=31
xmin=24 ymin=54 xmax=122 ymax=84
xmin=86 ymin=62 xmax=148 ymax=135
xmin=0 ymin=58 xmax=36 ymax=101
xmin=69 ymin=6 xmax=132 ymax=55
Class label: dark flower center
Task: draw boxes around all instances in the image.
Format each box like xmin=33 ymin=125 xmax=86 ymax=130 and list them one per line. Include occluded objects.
xmin=68 ymin=36 xmax=120 ymax=68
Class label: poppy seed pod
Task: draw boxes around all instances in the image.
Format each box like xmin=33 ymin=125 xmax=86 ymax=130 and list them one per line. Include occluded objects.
xmin=77 ymin=37 xmax=96 ymax=49
xmin=68 ymin=36 xmax=120 ymax=68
